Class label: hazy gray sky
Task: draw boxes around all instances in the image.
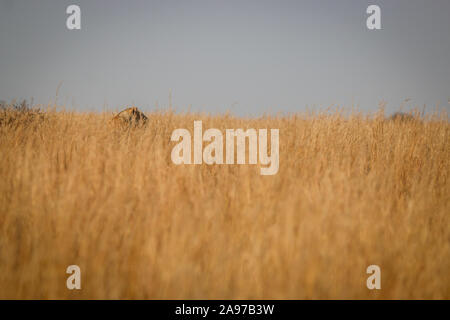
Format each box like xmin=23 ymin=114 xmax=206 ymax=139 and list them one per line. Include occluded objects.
xmin=0 ymin=0 xmax=449 ymax=116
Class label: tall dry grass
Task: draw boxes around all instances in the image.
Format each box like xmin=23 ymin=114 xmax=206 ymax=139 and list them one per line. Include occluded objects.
xmin=0 ymin=105 xmax=449 ymax=299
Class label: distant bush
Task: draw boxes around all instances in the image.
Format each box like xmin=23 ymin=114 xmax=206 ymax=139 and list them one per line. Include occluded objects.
xmin=389 ymin=112 xmax=416 ymax=122
xmin=0 ymin=99 xmax=30 ymax=111
xmin=0 ymin=100 xmax=44 ymax=127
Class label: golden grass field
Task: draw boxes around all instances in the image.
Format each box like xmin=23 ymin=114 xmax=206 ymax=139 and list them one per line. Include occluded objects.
xmin=0 ymin=104 xmax=449 ymax=299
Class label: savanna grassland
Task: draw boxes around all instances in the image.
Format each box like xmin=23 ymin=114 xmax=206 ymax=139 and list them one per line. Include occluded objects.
xmin=0 ymin=104 xmax=449 ymax=299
